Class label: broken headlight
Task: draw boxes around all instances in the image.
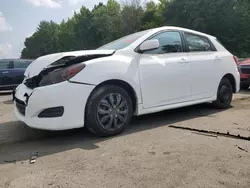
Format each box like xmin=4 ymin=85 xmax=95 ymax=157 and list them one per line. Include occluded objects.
xmin=39 ymin=63 xmax=86 ymax=87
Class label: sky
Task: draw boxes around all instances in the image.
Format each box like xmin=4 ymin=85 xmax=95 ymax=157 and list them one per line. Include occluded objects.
xmin=0 ymin=0 xmax=116 ymax=58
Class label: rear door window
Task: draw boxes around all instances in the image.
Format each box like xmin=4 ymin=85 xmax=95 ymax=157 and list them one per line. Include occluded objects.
xmin=184 ymin=33 xmax=214 ymax=52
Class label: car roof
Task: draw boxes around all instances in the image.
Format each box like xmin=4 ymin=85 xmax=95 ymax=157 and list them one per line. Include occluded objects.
xmin=151 ymin=26 xmax=216 ymax=39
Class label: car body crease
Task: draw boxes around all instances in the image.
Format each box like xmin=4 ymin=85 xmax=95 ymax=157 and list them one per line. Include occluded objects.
xmin=68 ymin=80 xmax=96 ymax=86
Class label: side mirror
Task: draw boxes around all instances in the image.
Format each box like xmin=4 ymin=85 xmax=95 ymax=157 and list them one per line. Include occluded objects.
xmin=138 ymin=39 xmax=160 ymax=53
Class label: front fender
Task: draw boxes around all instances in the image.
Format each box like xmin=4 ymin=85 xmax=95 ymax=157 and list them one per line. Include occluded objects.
xmin=70 ymin=55 xmax=142 ymax=104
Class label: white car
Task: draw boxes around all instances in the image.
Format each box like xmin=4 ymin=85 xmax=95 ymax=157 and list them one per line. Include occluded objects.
xmin=14 ymin=26 xmax=240 ymax=136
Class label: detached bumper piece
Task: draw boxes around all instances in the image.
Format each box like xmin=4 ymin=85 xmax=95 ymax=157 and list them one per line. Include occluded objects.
xmin=15 ymin=98 xmax=26 ymax=116
xmin=38 ymin=107 xmax=64 ymax=118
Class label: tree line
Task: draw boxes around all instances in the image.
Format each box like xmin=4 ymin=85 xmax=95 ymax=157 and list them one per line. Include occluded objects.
xmin=21 ymin=0 xmax=250 ymax=59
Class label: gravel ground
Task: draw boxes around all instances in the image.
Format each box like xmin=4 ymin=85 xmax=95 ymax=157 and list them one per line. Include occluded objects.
xmin=0 ymin=91 xmax=250 ymax=188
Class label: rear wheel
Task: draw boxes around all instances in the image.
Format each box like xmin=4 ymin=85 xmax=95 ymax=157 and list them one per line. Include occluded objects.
xmin=85 ymin=85 xmax=133 ymax=137
xmin=240 ymin=83 xmax=250 ymax=90
xmin=213 ymin=78 xmax=233 ymax=109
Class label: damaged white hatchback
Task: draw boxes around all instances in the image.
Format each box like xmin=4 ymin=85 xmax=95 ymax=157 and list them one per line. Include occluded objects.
xmin=14 ymin=26 xmax=240 ymax=136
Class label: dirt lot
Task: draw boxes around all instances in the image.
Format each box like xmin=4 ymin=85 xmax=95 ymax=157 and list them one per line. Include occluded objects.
xmin=0 ymin=92 xmax=250 ymax=188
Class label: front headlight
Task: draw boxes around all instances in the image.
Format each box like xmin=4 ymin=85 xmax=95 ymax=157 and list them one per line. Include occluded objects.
xmin=39 ymin=63 xmax=86 ymax=87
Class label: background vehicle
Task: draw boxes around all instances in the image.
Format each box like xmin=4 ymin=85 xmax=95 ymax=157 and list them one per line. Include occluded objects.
xmin=14 ymin=27 xmax=240 ymax=137
xmin=0 ymin=59 xmax=33 ymax=91
xmin=238 ymin=58 xmax=250 ymax=90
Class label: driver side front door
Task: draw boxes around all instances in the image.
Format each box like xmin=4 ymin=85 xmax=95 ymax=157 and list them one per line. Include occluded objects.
xmin=138 ymin=31 xmax=192 ymax=109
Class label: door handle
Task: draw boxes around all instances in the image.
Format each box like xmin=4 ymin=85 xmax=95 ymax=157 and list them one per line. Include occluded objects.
xmin=179 ymin=57 xmax=189 ymax=64
xmin=214 ymin=56 xmax=221 ymax=61
xmin=2 ymin=71 xmax=9 ymax=74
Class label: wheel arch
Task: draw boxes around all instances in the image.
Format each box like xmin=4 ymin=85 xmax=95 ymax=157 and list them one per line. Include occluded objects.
xmin=86 ymin=79 xmax=138 ymax=114
xmin=222 ymin=73 xmax=237 ymax=93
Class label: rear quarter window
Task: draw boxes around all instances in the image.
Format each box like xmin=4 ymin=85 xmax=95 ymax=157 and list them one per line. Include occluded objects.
xmin=184 ymin=33 xmax=216 ymax=52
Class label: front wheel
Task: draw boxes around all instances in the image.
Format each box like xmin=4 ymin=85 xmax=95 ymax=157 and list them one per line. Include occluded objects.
xmin=213 ymin=78 xmax=233 ymax=109
xmin=85 ymin=85 xmax=133 ymax=137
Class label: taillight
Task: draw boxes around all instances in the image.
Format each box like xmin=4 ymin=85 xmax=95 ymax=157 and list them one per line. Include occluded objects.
xmin=233 ymin=56 xmax=238 ymax=65
xmin=39 ymin=63 xmax=85 ymax=87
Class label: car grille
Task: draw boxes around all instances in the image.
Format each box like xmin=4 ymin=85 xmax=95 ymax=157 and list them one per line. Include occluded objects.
xmin=15 ymin=98 xmax=26 ymax=116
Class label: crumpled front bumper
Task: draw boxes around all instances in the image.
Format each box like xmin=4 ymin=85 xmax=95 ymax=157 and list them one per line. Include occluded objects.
xmin=14 ymin=81 xmax=95 ymax=130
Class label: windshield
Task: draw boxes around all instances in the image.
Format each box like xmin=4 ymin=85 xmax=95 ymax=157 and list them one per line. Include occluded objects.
xmin=98 ymin=30 xmax=150 ymax=50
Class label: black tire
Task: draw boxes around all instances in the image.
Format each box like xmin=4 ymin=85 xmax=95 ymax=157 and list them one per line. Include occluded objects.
xmin=213 ymin=78 xmax=233 ymax=109
xmin=240 ymin=83 xmax=250 ymax=90
xmin=85 ymin=85 xmax=133 ymax=137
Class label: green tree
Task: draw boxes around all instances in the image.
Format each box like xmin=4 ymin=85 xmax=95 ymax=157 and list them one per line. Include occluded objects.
xmin=57 ymin=18 xmax=76 ymax=52
xmin=73 ymin=6 xmax=95 ymax=49
xmin=21 ymin=21 xmax=60 ymax=58
xmin=120 ymin=0 xmax=144 ymax=35
xmin=92 ymin=0 xmax=122 ymax=46
xmin=141 ymin=0 xmax=165 ymax=29
xmin=21 ymin=0 xmax=250 ymax=59
xmin=162 ymin=0 xmax=250 ymax=57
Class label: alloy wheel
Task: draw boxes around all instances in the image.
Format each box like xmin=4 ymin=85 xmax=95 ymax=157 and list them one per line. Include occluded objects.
xmin=97 ymin=93 xmax=129 ymax=131
xmin=219 ymin=84 xmax=231 ymax=103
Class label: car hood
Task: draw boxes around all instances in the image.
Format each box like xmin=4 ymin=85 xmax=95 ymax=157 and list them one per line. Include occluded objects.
xmin=25 ymin=50 xmax=115 ymax=77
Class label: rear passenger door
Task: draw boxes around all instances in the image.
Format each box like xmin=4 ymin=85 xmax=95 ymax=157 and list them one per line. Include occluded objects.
xmin=184 ymin=32 xmax=219 ymax=100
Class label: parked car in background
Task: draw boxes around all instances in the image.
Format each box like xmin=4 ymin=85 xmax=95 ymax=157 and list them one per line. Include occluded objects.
xmin=0 ymin=59 xmax=33 ymax=91
xmin=13 ymin=26 xmax=240 ymax=137
xmin=238 ymin=58 xmax=250 ymax=90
